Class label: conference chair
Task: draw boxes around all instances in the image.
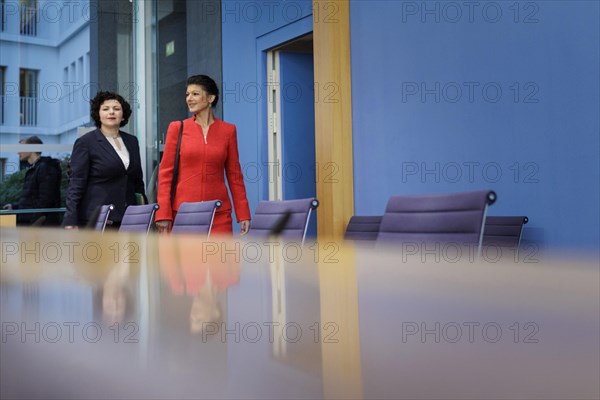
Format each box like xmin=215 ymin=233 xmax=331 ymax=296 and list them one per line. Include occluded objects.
xmin=119 ymin=204 xmax=159 ymax=234
xmin=377 ymin=190 xmax=497 ymax=255
xmin=250 ymin=198 xmax=319 ymax=245
xmin=344 ymin=216 xmax=382 ymax=242
xmin=483 ymin=216 xmax=529 ymax=248
xmin=94 ymin=204 xmax=114 ymax=232
xmin=171 ymin=200 xmax=222 ymax=237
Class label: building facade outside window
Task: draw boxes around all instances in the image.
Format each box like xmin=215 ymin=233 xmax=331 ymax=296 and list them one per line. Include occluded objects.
xmin=19 ymin=0 xmax=37 ymax=36
xmin=0 ymin=0 xmax=222 ymax=191
xmin=0 ymin=66 xmax=5 ymax=124
xmin=19 ymin=68 xmax=37 ymax=126
xmin=0 ymin=0 xmax=91 ymax=181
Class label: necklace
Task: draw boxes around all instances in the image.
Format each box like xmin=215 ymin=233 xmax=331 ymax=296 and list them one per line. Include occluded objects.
xmin=101 ymin=127 xmax=120 ymax=138
xmin=108 ymin=135 xmax=123 ymax=150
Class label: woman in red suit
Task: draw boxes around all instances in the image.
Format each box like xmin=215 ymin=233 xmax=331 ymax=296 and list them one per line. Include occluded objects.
xmin=156 ymin=75 xmax=251 ymax=235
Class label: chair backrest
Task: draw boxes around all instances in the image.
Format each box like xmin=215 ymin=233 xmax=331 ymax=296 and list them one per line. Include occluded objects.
xmin=250 ymin=198 xmax=319 ymax=245
xmin=377 ymin=190 xmax=497 ymax=250
xmin=171 ymin=200 xmax=222 ymax=236
xmin=483 ymin=216 xmax=529 ymax=248
xmin=95 ymin=204 xmax=114 ymax=232
xmin=119 ymin=203 xmax=159 ymax=234
xmin=344 ymin=216 xmax=382 ymax=241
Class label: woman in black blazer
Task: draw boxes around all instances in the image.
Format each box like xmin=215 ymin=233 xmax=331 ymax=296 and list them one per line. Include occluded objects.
xmin=64 ymin=91 xmax=146 ymax=228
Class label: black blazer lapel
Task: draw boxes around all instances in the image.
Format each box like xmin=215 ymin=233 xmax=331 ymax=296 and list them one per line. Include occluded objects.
xmin=121 ymin=133 xmax=137 ymax=171
xmin=93 ymin=129 xmax=126 ymax=168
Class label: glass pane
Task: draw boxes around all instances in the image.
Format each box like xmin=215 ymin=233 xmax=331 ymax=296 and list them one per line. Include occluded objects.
xmin=139 ymin=0 xmax=223 ymax=202
xmin=1 ymin=0 xmax=91 ymax=197
xmin=1 ymin=0 xmax=223 ymax=213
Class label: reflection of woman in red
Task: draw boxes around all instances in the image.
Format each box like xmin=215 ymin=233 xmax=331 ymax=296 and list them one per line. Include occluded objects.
xmin=159 ymin=236 xmax=240 ymax=334
xmin=156 ymin=75 xmax=251 ymax=236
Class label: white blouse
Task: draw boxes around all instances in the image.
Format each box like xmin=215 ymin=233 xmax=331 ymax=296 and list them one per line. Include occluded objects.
xmin=107 ymin=136 xmax=130 ymax=169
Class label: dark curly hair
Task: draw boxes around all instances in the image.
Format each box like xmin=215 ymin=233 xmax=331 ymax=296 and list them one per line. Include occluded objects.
xmin=90 ymin=91 xmax=132 ymax=128
xmin=186 ymin=75 xmax=219 ymax=108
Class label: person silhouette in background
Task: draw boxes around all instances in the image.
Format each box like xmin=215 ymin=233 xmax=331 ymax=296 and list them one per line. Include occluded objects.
xmin=3 ymin=136 xmax=62 ymax=226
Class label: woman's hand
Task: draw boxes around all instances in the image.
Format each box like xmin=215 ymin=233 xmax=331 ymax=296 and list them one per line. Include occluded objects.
xmin=239 ymin=220 xmax=251 ymax=236
xmin=156 ymin=220 xmax=172 ymax=234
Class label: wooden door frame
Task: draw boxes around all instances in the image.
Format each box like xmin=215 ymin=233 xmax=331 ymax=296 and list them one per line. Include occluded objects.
xmin=313 ymin=0 xmax=354 ymax=240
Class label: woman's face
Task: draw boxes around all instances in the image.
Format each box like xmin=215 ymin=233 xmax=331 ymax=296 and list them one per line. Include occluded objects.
xmin=99 ymin=99 xmax=124 ymax=130
xmin=186 ymin=84 xmax=215 ymax=114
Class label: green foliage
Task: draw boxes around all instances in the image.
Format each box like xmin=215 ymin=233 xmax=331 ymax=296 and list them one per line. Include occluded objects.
xmin=0 ymin=157 xmax=70 ymax=207
xmin=0 ymin=168 xmax=27 ymax=206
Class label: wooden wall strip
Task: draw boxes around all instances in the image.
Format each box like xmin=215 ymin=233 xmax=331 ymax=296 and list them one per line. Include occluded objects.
xmin=313 ymin=0 xmax=354 ymax=240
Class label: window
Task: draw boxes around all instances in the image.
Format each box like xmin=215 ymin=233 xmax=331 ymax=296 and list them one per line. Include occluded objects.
xmin=20 ymin=68 xmax=38 ymax=126
xmin=20 ymin=0 xmax=38 ymax=36
xmin=0 ymin=66 xmax=5 ymax=124
xmin=1 ymin=0 xmax=6 ymax=32
xmin=0 ymin=0 xmax=90 ymax=178
xmin=78 ymin=57 xmax=83 ymax=82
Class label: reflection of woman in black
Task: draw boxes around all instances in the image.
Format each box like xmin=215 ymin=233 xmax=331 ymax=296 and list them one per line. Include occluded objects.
xmin=76 ymin=257 xmax=138 ymax=327
xmin=98 ymin=262 xmax=133 ymax=326
xmin=64 ymin=92 xmax=146 ymax=228
xmin=56 ymin=254 xmax=138 ymax=327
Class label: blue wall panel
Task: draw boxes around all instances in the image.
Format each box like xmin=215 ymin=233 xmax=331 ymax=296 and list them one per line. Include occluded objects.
xmin=222 ymin=1 xmax=313 ymax=227
xmin=280 ymin=52 xmax=316 ymax=201
xmin=221 ymin=2 xmax=262 ymax=229
xmin=350 ymin=1 xmax=599 ymax=250
xmin=222 ymin=0 xmax=312 ymax=38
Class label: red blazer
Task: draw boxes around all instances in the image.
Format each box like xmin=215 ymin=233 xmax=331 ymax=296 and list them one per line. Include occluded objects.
xmin=156 ymin=117 xmax=251 ymax=226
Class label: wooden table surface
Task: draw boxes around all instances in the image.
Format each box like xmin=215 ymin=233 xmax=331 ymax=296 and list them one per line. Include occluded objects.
xmin=1 ymin=228 xmax=598 ymax=399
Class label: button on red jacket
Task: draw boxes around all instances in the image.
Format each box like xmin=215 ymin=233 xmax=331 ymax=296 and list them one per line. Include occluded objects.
xmin=157 ymin=117 xmax=251 ymax=234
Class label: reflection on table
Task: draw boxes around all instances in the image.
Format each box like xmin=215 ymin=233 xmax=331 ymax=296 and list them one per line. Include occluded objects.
xmin=1 ymin=228 xmax=598 ymax=399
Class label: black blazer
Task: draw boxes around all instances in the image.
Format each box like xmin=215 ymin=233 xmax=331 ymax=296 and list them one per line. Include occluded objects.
xmin=64 ymin=129 xmax=146 ymax=226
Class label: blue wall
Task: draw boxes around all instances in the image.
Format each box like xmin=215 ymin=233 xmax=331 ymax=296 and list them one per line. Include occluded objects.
xmin=221 ymin=1 xmax=599 ymax=250
xmin=350 ymin=1 xmax=599 ymax=250
xmin=221 ymin=0 xmax=313 ymax=227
